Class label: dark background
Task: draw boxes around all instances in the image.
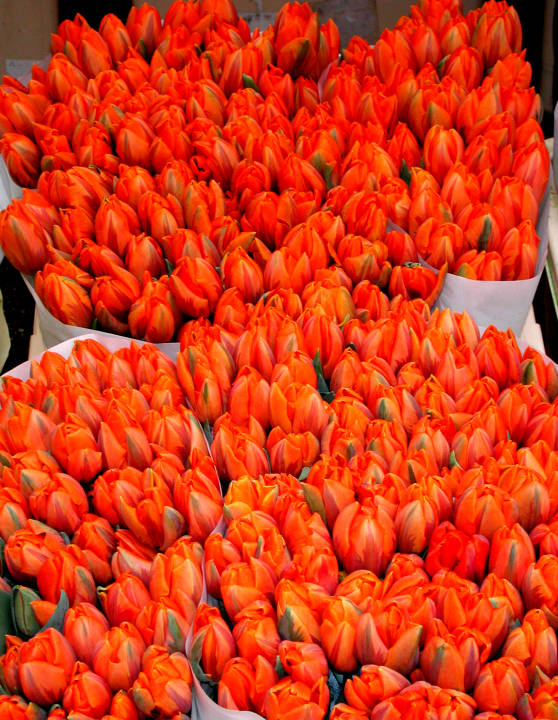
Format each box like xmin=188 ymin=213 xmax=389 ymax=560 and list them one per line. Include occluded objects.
xmin=1 ymin=0 xmax=557 ymax=371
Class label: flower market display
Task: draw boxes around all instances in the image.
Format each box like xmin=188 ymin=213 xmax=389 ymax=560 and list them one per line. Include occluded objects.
xmin=0 ymin=0 xmax=556 ymax=718
xmin=0 ymin=0 xmax=550 ymax=340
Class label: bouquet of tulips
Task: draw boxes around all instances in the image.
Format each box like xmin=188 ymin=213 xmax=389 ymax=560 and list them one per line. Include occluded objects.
xmin=1 ymin=293 xmax=558 ymax=719
xmin=0 ymin=0 xmax=550 ymax=342
xmin=0 ymin=1 xmax=556 ymax=719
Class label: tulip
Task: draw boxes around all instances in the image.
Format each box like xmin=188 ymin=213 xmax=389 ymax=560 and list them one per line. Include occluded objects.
xmin=333 ymin=500 xmax=396 ymax=576
xmin=62 ymin=662 xmax=112 ymax=718
xmin=37 ymin=544 xmax=96 ymax=606
xmin=489 ymin=523 xmax=536 ymax=589
xmin=474 ymin=657 xmax=528 ymax=715
xmin=190 ymin=604 xmax=236 ymax=682
xmin=219 ymin=655 xmax=278 ymax=715
xmin=35 ymin=272 xmax=93 ymax=328
xmin=522 ymin=555 xmax=558 ymax=628
xmin=98 ymin=572 xmax=151 ymax=627
xmin=471 ymin=0 xmax=522 ymax=68
xmin=330 ymin=705 xmax=370 ymax=720
xmin=93 ymin=622 xmax=146 ymax=692
xmin=111 ymin=529 xmax=155 ymax=588
xmin=278 ymin=640 xmax=328 ymax=688
xmin=265 ymin=675 xmax=329 ymax=720
xmin=18 ymin=629 xmax=76 ymax=707
xmin=0 ymin=695 xmax=48 ymax=720
xmin=0 ymin=197 xmax=52 ymax=273
xmin=454 ymin=485 xmax=519 ymax=541
xmin=131 ymin=645 xmax=192 ymax=718
xmin=345 ymin=665 xmax=410 ymax=711
xmin=502 ymin=608 xmax=558 ymax=684
xmin=423 ymin=125 xmax=465 ymax=184
xmin=63 ymin=602 xmax=110 ymax=666
xmin=4 ymin=521 xmax=65 ymax=584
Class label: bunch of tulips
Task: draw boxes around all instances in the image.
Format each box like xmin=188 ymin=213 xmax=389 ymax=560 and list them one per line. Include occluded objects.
xmin=0 ymin=0 xmax=550 ymax=346
xmin=0 ymin=0 xmax=557 ymax=719
xmin=1 ymin=295 xmax=558 ymax=719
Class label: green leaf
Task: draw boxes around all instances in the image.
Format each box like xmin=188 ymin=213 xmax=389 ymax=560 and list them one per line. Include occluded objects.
xmin=165 ymin=258 xmax=174 ymax=275
xmin=277 ymin=606 xmax=306 ymax=642
xmin=298 ymin=466 xmax=311 ymax=482
xmin=478 ymin=216 xmax=492 ymax=252
xmin=327 ymin=669 xmax=345 ymax=714
xmin=448 ymin=450 xmax=461 ymax=469
xmin=189 ymin=631 xmax=217 ymax=686
xmin=400 ymin=159 xmax=412 ymax=186
xmin=39 ymin=590 xmax=69 ymax=633
xmin=11 ymin=586 xmax=41 ymax=637
xmin=0 ymin=589 xmax=14 ymax=653
xmin=301 ymin=482 xmax=326 ymax=525
xmin=242 ymin=74 xmax=260 ymax=93
xmin=275 ymin=655 xmax=287 ymax=679
xmin=202 ymin=419 xmax=213 ymax=446
xmin=313 ymin=351 xmax=335 ymax=403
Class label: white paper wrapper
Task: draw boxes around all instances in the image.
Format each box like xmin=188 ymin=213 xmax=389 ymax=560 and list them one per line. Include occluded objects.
xmin=421 ymin=176 xmax=551 ymax=337
xmin=192 ymin=673 xmax=264 ymax=720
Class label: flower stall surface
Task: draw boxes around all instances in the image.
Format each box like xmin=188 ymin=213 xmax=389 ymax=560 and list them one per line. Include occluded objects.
xmin=0 ymin=1 xmax=557 ymax=720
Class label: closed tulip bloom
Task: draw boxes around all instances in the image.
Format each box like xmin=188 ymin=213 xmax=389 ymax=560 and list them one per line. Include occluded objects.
xmin=502 ymin=608 xmax=558 ymax=683
xmin=489 ymin=523 xmax=536 ymax=589
xmin=357 ymin=605 xmax=422 ymax=676
xmin=131 ymin=645 xmax=192 ymax=718
xmin=36 ymin=273 xmax=93 ymax=328
xmin=63 ymin=602 xmax=110 ymax=666
xmin=471 ymin=1 xmax=522 ymax=67
xmin=221 ymin=557 xmax=277 ymax=622
xmin=4 ymin=520 xmax=65 ymax=583
xmin=98 ymin=572 xmax=150 ymax=627
xmin=423 ymin=125 xmax=465 ymax=184
xmin=522 ymin=554 xmax=558 ymax=627
xmin=18 ymin=629 xmax=76 ymax=707
xmin=190 ymin=604 xmax=236 ymax=682
xmin=278 ymin=641 xmax=328 ymax=688
xmin=334 ymin=500 xmax=396 ymax=576
xmin=474 ymin=657 xmax=528 ymax=715
xmin=62 ymin=662 xmax=112 ymax=718
xmin=0 ymin=132 xmax=41 ymax=188
xmin=0 ymin=635 xmax=23 ymax=695
xmin=265 ymin=676 xmax=329 ymax=720
xmin=93 ymin=622 xmax=146 ymax=692
xmin=37 ymin=544 xmax=96 ymax=606
xmin=345 ymin=665 xmax=409 ymax=712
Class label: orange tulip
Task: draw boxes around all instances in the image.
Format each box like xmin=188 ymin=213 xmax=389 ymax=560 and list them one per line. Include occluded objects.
xmin=4 ymin=520 xmax=65 ymax=583
xmin=423 ymin=125 xmax=465 ymax=184
xmin=191 ymin=603 xmax=236 ymax=682
xmin=135 ymin=598 xmax=191 ymax=654
xmin=62 ymin=662 xmax=112 ymax=718
xmin=265 ymin=676 xmax=329 ymax=720
xmin=36 ymin=544 xmax=96 ymax=606
xmin=522 ymin=555 xmax=558 ymax=628
xmin=92 ymin=622 xmax=145 ymax=692
xmin=333 ymin=500 xmax=396 ymax=576
xmin=218 ymin=655 xmax=278 ymax=715
xmin=489 ymin=523 xmax=536 ymax=589
xmin=63 ymin=601 xmax=110 ymax=666
xmin=471 ymin=0 xmax=522 ymax=67
xmin=18 ymin=629 xmax=76 ymax=706
xmin=357 ymin=604 xmax=422 ymax=676
xmin=344 ymin=665 xmax=410 ymax=712
xmin=474 ymin=657 xmax=528 ymax=715
xmin=131 ymin=646 xmax=192 ymax=718
xmin=502 ymin=608 xmax=558 ymax=683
